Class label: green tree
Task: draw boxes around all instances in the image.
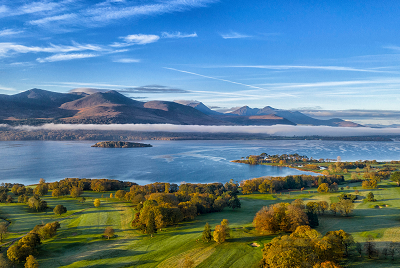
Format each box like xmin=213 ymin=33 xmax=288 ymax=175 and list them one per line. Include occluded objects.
xmin=228 ymin=196 xmax=241 ymax=210
xmin=53 ymin=205 xmax=67 ymax=215
xmin=202 ymin=223 xmax=212 ymax=242
xmin=104 ymin=226 xmax=115 ymax=239
xmin=28 ymin=196 xmax=47 ymax=212
xmin=364 ymin=235 xmax=378 ymax=259
xmin=391 ymin=171 xmax=400 ymax=186
xmin=146 ymin=211 xmax=156 ymax=237
xmin=366 ymin=192 xmax=376 ymax=202
xmin=94 ymin=199 xmax=100 ymax=207
xmin=0 ymin=222 xmax=8 ymax=243
xmin=24 ymin=255 xmax=39 ymax=268
xmin=0 ymin=253 xmax=12 ymax=268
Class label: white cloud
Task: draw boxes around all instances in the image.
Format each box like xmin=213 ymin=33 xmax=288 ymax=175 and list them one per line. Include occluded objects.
xmin=113 ymin=58 xmax=140 ymax=63
xmin=22 ymin=0 xmax=217 ymax=30
xmin=19 ymin=1 xmax=61 ymax=14
xmin=0 ymin=29 xmax=24 ymax=36
xmin=0 ymin=42 xmax=103 ymax=57
xmin=37 ymin=53 xmax=98 ymax=63
xmin=221 ymin=31 xmax=252 ymax=39
xmin=29 ymin=14 xmax=77 ymax=25
xmin=0 ymin=5 xmax=8 ymax=14
xmin=0 ymin=85 xmax=16 ymax=91
xmin=0 ymin=42 xmax=104 ymax=58
xmin=162 ymin=32 xmax=197 ymax=38
xmin=111 ymin=34 xmax=160 ymax=47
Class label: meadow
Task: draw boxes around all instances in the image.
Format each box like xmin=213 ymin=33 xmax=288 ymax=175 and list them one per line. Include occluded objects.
xmin=2 ymin=178 xmax=400 ymax=267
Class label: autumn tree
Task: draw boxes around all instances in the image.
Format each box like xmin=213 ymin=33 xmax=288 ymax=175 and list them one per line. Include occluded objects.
xmin=53 ymin=204 xmax=67 ymax=215
xmin=52 ymin=188 xmax=61 ymax=198
xmin=260 ymin=226 xmax=343 ymax=268
xmin=178 ymin=255 xmax=194 ymax=268
xmin=202 ymin=223 xmax=212 ymax=242
xmin=318 ymin=183 xmax=329 ymax=193
xmin=253 ymin=203 xmax=309 ymax=234
xmin=25 ymin=255 xmax=39 ymax=268
xmin=70 ymin=186 xmax=82 ymax=198
xmin=213 ymin=224 xmax=227 ymax=244
xmin=336 ymin=200 xmax=354 ymax=216
xmin=94 ymin=199 xmax=100 ymax=207
xmin=104 ymin=226 xmax=115 ymax=239
xmin=318 ymin=201 xmax=329 ymax=214
xmin=115 ymin=190 xmax=126 ymax=200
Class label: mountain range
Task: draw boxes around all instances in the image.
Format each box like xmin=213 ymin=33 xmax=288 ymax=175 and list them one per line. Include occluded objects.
xmin=0 ymin=88 xmax=361 ymax=127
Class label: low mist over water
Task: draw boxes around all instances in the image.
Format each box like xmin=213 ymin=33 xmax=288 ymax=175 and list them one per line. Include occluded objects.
xmin=5 ymin=123 xmax=400 ymax=136
xmin=1 ymin=140 xmax=400 ymax=185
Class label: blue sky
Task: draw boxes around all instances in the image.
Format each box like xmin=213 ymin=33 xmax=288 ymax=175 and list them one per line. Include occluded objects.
xmin=1 ymin=0 xmax=400 ymax=113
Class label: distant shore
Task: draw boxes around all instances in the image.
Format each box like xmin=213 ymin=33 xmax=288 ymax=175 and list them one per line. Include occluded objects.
xmin=0 ymin=127 xmax=394 ymax=141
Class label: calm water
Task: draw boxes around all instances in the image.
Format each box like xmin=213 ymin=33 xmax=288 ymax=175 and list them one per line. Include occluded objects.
xmin=1 ymin=140 xmax=400 ymax=185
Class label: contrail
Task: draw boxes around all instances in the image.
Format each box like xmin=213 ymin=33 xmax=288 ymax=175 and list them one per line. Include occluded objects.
xmin=164 ymin=67 xmax=270 ymax=91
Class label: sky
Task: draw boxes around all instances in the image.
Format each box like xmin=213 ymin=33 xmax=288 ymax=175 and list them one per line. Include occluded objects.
xmin=1 ymin=0 xmax=400 ymax=118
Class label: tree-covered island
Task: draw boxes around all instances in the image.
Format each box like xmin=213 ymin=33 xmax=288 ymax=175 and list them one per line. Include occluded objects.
xmin=91 ymin=141 xmax=152 ymax=148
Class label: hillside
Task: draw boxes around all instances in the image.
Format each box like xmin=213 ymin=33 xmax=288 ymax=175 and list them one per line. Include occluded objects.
xmin=0 ymin=89 xmax=362 ymax=127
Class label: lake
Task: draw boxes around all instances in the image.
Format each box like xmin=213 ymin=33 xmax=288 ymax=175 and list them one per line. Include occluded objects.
xmin=1 ymin=139 xmax=400 ymax=185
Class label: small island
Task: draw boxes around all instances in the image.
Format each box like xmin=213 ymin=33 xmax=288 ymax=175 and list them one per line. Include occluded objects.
xmin=91 ymin=141 xmax=152 ymax=148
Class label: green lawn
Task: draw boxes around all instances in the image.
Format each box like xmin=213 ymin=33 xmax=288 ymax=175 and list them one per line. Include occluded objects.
xmin=2 ymin=181 xmax=400 ymax=267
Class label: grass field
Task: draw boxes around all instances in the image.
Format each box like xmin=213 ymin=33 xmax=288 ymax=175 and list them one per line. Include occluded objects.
xmin=2 ymin=179 xmax=400 ymax=267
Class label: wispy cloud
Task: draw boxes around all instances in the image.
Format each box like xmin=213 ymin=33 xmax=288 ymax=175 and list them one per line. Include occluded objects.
xmin=0 ymin=42 xmax=103 ymax=58
xmin=29 ymin=14 xmax=77 ymax=26
xmin=111 ymin=34 xmax=160 ymax=47
xmin=43 ymin=82 xmax=138 ymax=88
xmin=37 ymin=53 xmax=98 ymax=63
xmin=120 ymin=85 xmax=188 ymax=94
xmin=17 ymin=0 xmax=218 ymax=30
xmin=227 ymin=65 xmax=392 ymax=73
xmin=0 ymin=85 xmax=16 ymax=91
xmin=383 ymin=45 xmax=400 ymax=52
xmin=0 ymin=29 xmax=24 ymax=36
xmin=164 ymin=67 xmax=270 ymax=91
xmin=162 ymin=32 xmax=197 ymax=38
xmin=113 ymin=58 xmax=140 ymax=63
xmin=18 ymin=1 xmax=64 ymax=15
xmin=221 ymin=31 xmax=252 ymax=39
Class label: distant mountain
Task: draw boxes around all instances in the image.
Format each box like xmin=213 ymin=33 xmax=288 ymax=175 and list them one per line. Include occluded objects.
xmin=0 ymin=89 xmax=362 ymax=127
xmin=0 ymin=89 xmax=225 ymax=125
xmin=175 ymin=101 xmax=222 ymax=115
xmin=227 ymin=106 xmax=362 ymax=127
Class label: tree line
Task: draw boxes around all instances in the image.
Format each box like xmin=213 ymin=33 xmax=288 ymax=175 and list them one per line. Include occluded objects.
xmin=240 ymin=174 xmax=344 ymax=194
xmin=131 ymin=180 xmax=241 ymax=235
